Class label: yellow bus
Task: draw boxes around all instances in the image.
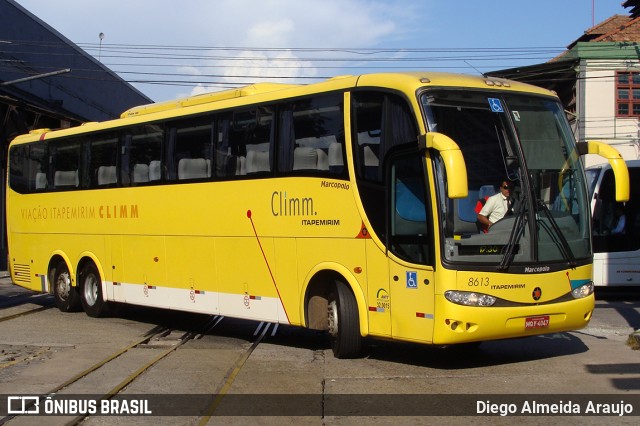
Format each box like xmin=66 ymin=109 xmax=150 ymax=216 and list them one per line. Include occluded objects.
xmin=6 ymin=72 xmax=629 ymax=358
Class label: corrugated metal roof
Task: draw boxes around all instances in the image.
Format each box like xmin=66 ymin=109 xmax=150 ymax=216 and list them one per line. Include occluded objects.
xmin=0 ymin=0 xmax=152 ymax=122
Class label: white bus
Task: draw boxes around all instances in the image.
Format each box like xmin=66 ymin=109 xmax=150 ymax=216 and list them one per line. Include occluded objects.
xmin=587 ymin=160 xmax=640 ymax=286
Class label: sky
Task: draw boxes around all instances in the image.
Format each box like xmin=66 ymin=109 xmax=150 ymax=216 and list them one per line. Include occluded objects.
xmin=13 ymin=0 xmax=632 ymax=102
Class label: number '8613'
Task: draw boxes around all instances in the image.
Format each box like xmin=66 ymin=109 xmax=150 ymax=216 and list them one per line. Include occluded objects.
xmin=468 ymin=277 xmax=489 ymax=286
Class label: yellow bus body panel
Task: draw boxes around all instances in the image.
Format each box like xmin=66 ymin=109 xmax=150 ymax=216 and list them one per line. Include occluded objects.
xmin=8 ymin=176 xmax=365 ymax=325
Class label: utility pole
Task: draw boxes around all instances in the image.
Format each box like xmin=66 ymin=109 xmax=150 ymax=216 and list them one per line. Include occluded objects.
xmin=99 ymin=33 xmax=104 ymax=61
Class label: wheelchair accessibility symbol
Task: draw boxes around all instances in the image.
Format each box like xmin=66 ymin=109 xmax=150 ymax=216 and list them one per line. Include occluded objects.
xmin=406 ymin=271 xmax=418 ymax=289
xmin=488 ymin=98 xmax=504 ymax=113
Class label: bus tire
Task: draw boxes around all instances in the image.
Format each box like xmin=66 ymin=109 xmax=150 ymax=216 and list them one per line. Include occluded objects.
xmin=52 ymin=261 xmax=80 ymax=312
xmin=327 ymin=281 xmax=362 ymax=359
xmin=79 ymin=262 xmax=110 ymax=318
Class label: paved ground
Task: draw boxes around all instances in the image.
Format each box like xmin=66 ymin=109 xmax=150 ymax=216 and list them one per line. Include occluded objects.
xmin=0 ymin=276 xmax=639 ymax=425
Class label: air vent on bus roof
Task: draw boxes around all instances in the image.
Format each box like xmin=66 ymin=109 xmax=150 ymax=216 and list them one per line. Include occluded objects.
xmin=120 ymin=83 xmax=299 ymax=118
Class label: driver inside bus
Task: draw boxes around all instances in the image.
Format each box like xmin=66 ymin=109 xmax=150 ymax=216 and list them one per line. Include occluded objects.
xmin=477 ymin=179 xmax=513 ymax=231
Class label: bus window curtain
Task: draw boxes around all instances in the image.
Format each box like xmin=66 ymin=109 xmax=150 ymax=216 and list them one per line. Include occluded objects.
xmin=378 ymin=95 xmax=417 ymax=181
xmin=278 ymin=109 xmax=295 ymax=172
xmin=386 ymin=96 xmax=416 ymax=150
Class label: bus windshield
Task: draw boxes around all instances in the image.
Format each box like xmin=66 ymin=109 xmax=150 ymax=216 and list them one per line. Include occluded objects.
xmin=422 ymin=90 xmax=590 ymax=268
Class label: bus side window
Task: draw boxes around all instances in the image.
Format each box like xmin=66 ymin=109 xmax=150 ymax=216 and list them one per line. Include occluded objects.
xmin=352 ymin=91 xmax=417 ymax=239
xmin=87 ymin=133 xmax=119 ymax=187
xmin=215 ymin=115 xmax=241 ymax=178
xmin=50 ymin=140 xmax=81 ymax=190
xmin=31 ymin=142 xmax=48 ymax=191
xmin=626 ymin=166 xmax=640 ymax=250
xmin=353 ymin=92 xmax=417 ymax=183
xmin=593 ymin=167 xmax=640 ymax=253
xmin=242 ymin=107 xmax=274 ymax=175
xmin=353 ymin=92 xmax=382 ymax=181
xmin=278 ymin=94 xmax=345 ymax=176
xmin=126 ymin=124 xmax=163 ymax=185
xmin=9 ymin=142 xmax=49 ymax=193
xmin=167 ymin=116 xmax=214 ymax=181
xmin=8 ymin=144 xmax=30 ymax=193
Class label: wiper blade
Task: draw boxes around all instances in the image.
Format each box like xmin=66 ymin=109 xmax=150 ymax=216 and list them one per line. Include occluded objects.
xmin=498 ymin=205 xmax=527 ymax=271
xmin=537 ymin=200 xmax=577 ymax=268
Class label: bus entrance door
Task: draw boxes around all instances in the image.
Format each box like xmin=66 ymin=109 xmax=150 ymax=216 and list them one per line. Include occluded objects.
xmin=385 ymin=150 xmax=435 ymax=343
xmin=389 ymin=262 xmax=435 ymax=343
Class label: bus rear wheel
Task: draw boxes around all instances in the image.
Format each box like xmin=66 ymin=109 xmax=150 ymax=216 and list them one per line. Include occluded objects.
xmin=79 ymin=263 xmax=110 ymax=318
xmin=327 ymin=281 xmax=362 ymax=359
xmin=52 ymin=261 xmax=80 ymax=312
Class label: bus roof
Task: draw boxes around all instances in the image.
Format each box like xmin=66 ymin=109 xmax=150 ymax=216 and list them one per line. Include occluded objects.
xmin=11 ymin=71 xmax=555 ymax=144
xmin=120 ymin=82 xmax=301 ymax=118
xmin=121 ymin=72 xmax=553 ymax=119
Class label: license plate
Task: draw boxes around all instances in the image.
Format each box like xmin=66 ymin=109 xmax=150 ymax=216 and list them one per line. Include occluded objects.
xmin=525 ymin=315 xmax=550 ymax=329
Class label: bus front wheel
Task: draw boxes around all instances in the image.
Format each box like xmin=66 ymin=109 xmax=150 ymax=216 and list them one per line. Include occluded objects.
xmin=52 ymin=261 xmax=80 ymax=312
xmin=327 ymin=281 xmax=362 ymax=359
xmin=79 ymin=263 xmax=110 ymax=318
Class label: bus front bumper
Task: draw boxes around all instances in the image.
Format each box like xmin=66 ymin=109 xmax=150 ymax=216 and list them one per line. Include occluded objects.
xmin=431 ymin=294 xmax=595 ymax=345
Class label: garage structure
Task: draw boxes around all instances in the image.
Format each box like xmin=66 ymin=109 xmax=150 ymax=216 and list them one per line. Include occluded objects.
xmin=1 ymin=0 xmax=152 ymax=269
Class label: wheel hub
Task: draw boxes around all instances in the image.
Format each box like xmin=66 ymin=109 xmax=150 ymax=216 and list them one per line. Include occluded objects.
xmin=56 ymin=273 xmax=71 ymax=300
xmin=83 ymin=274 xmax=98 ymax=306
xmin=328 ymin=299 xmax=339 ymax=337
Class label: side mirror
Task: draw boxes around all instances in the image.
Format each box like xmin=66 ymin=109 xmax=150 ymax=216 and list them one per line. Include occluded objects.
xmin=419 ymin=132 xmax=468 ymax=199
xmin=577 ymin=141 xmax=629 ymax=202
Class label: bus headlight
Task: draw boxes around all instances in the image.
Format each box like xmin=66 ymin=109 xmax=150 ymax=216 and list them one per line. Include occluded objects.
xmin=571 ymin=281 xmax=594 ymax=299
xmin=445 ymin=291 xmax=496 ymax=306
